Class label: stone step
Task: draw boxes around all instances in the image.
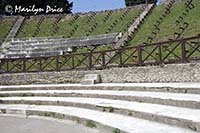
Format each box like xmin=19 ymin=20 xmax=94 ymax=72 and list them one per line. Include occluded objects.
xmin=0 ymin=97 xmax=200 ymax=131
xmin=0 ymin=104 xmax=195 ymax=133
xmin=1 ymin=90 xmax=200 ymax=109
xmin=0 ymin=83 xmax=200 ymax=94
xmin=116 ymin=4 xmax=155 ymax=47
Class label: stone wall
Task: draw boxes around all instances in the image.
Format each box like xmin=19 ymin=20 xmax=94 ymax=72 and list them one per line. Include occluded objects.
xmin=0 ymin=63 xmax=199 ymax=85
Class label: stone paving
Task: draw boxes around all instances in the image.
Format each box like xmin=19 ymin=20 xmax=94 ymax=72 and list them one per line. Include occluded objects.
xmin=0 ymin=115 xmax=99 ymax=133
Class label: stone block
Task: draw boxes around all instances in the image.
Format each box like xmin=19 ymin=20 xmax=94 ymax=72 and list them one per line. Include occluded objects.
xmin=80 ymin=74 xmax=101 ymax=85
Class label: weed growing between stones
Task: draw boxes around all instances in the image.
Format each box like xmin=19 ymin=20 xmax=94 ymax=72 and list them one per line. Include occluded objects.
xmin=85 ymin=120 xmax=97 ymax=128
xmin=113 ymin=128 xmax=120 ymax=133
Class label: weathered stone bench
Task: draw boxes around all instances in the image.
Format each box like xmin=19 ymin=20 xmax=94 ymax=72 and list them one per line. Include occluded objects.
xmin=2 ymin=33 xmax=118 ymax=59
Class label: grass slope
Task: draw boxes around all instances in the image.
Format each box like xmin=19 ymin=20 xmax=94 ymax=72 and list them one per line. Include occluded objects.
xmin=128 ymin=0 xmax=200 ymax=46
xmin=16 ymin=6 xmax=141 ymax=38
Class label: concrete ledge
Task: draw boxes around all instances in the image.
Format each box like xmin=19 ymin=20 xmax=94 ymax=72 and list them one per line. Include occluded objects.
xmin=0 ymin=104 xmax=195 ymax=133
xmin=0 ymin=97 xmax=200 ymax=131
xmin=1 ymin=89 xmax=200 ymax=109
xmin=0 ymin=83 xmax=200 ymax=94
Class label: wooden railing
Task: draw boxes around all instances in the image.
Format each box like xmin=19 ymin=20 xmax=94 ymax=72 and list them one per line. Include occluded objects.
xmin=0 ymin=35 xmax=200 ymax=73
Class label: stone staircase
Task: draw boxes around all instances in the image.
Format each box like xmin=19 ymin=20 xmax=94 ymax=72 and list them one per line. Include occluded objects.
xmin=115 ymin=4 xmax=155 ymax=48
xmin=1 ymin=16 xmax=25 ymax=53
xmin=3 ymin=16 xmax=25 ymax=43
xmin=0 ymin=83 xmax=200 ymax=133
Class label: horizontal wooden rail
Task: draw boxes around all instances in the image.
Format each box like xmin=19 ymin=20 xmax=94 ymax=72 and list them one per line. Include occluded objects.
xmin=0 ymin=35 xmax=200 ymax=73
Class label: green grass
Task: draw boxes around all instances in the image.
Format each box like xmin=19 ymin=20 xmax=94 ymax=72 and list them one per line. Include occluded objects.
xmin=113 ymin=128 xmax=120 ymax=133
xmin=17 ymin=19 xmax=38 ymax=38
xmin=85 ymin=120 xmax=97 ymax=128
xmin=36 ymin=19 xmax=55 ymax=37
xmin=0 ymin=18 xmax=16 ymax=42
xmin=128 ymin=0 xmax=200 ymax=46
xmin=111 ymin=7 xmax=140 ymax=33
xmin=55 ymin=17 xmax=74 ymax=37
xmin=16 ymin=6 xmax=141 ymax=38
xmin=92 ymin=10 xmax=125 ymax=35
xmin=71 ymin=0 xmax=200 ymax=64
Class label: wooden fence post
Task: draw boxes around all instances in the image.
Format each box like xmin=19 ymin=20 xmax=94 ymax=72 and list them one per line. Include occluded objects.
xmin=181 ymin=40 xmax=187 ymax=63
xmin=89 ymin=53 xmax=92 ymax=70
xmin=138 ymin=46 xmax=143 ymax=65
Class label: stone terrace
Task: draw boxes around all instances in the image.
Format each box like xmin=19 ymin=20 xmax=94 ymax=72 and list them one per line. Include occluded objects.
xmin=0 ymin=83 xmax=200 ymax=132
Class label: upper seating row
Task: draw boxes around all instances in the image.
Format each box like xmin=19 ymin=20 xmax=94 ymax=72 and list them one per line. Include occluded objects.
xmin=0 ymin=33 xmax=118 ymax=59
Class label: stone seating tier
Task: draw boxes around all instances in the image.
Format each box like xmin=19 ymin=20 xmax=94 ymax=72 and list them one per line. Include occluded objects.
xmin=2 ymin=51 xmax=63 ymax=59
xmin=11 ymin=33 xmax=117 ymax=44
xmin=1 ymin=33 xmax=118 ymax=59
xmin=0 ymin=83 xmax=200 ymax=132
xmin=8 ymin=33 xmax=118 ymax=49
xmin=11 ymin=36 xmax=64 ymax=42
